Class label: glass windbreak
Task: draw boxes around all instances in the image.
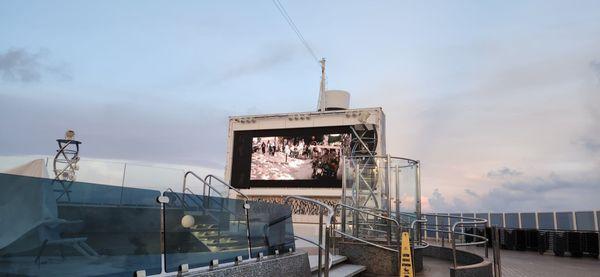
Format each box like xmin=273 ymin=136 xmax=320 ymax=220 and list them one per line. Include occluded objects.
xmin=521 ymin=213 xmax=536 ymax=229
xmin=475 ymin=213 xmax=489 ymax=227
xmin=555 ymin=212 xmax=573 ymax=230
xmin=390 ymin=158 xmax=418 ymax=214
xmin=425 ymin=214 xmax=437 ymax=239
xmin=248 ymin=201 xmax=295 ymax=257
xmin=490 ymin=213 xmax=504 ymax=227
xmin=505 ymin=213 xmax=519 ymax=229
xmin=163 ymin=191 xmax=249 ymax=272
xmin=575 ymin=212 xmax=595 ymax=231
xmin=0 ymin=173 xmax=162 ymax=276
xmin=342 ymin=157 xmax=419 ymax=216
xmin=437 ymin=214 xmax=449 ymax=240
xmin=449 ymin=213 xmax=461 ymax=230
xmin=537 ymin=213 xmax=555 ymax=230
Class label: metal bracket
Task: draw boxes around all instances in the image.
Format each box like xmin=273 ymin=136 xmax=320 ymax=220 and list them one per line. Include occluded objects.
xmin=209 ymin=259 xmax=219 ymax=269
xmin=235 ymin=255 xmax=243 ymax=266
xmin=179 ymin=263 xmax=189 ymax=274
xmin=157 ymin=196 xmax=170 ymax=204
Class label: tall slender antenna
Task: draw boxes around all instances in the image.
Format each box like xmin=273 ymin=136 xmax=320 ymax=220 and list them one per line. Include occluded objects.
xmin=317 ymin=58 xmax=327 ymax=111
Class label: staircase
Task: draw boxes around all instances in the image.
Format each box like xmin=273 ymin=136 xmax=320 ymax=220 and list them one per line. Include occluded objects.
xmin=308 ymin=254 xmax=366 ymax=277
xmin=190 ymin=222 xmax=246 ymax=252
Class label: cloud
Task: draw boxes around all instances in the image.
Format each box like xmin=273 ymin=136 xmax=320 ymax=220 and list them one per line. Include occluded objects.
xmin=0 ymin=48 xmax=71 ymax=83
xmin=486 ymin=167 xmax=522 ymax=179
xmin=0 ymin=94 xmax=229 ymax=169
xmin=428 ymin=188 xmax=448 ymax=212
xmin=426 ymin=172 xmax=600 ymax=213
xmin=477 ymin=174 xmax=600 ymax=212
xmin=424 ymin=188 xmax=471 ymax=213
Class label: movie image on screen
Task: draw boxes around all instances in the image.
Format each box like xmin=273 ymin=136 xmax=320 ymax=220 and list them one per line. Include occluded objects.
xmin=250 ymin=134 xmax=349 ymax=181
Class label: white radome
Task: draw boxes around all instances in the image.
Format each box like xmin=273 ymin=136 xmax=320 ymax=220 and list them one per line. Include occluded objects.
xmin=181 ymin=215 xmax=195 ymax=228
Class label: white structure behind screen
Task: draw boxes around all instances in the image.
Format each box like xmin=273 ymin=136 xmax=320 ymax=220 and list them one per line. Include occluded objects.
xmin=225 ymin=107 xmax=386 ymax=197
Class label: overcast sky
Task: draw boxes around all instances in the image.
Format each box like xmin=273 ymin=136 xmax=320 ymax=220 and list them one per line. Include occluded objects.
xmin=1 ymin=1 xmax=599 ymax=212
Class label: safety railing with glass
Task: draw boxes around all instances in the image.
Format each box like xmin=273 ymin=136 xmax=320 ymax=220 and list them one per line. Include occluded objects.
xmin=284 ymin=196 xmax=334 ymax=277
xmin=0 ymin=173 xmax=163 ymax=276
xmin=421 ymin=213 xmax=489 ymax=268
xmin=0 ymin=172 xmax=296 ymax=276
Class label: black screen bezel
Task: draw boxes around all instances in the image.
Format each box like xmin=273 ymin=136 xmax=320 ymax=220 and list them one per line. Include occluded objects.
xmin=230 ymin=126 xmax=351 ymax=188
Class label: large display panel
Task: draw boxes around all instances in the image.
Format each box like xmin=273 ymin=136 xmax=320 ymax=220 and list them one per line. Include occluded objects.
xmin=230 ymin=126 xmax=351 ymax=188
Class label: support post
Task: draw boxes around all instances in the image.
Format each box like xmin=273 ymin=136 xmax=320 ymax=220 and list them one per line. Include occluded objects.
xmin=318 ymin=207 xmax=323 ymax=277
xmin=341 ymin=156 xmax=346 ymax=234
xmin=484 ymin=224 xmax=488 ymax=258
xmin=451 ymin=228 xmax=457 ymax=269
xmin=324 ymin=226 xmax=331 ymax=277
xmin=353 ymin=164 xmax=360 ymax=238
xmin=415 ymin=162 xmax=422 ymax=243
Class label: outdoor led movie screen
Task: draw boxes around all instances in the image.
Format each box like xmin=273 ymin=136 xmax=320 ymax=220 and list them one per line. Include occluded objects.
xmin=230 ymin=126 xmax=351 ymax=188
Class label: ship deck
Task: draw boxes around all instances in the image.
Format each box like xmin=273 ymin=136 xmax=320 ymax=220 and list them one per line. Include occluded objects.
xmin=296 ymin=223 xmax=600 ymax=277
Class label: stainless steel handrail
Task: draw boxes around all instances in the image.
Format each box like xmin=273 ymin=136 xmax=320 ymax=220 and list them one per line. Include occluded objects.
xmin=284 ymin=196 xmax=334 ymax=277
xmin=181 ymin=172 xmax=252 ymax=258
xmin=345 ymin=155 xmax=419 ymax=164
xmin=293 ymin=235 xmax=334 ymax=270
xmin=183 ymin=171 xmax=223 ymax=198
xmin=285 ymin=196 xmax=335 ymax=225
xmin=451 ymin=219 xmax=488 ymax=268
xmin=335 ymin=203 xmax=401 ymax=226
xmin=331 ymin=229 xmax=399 ymax=252
xmin=332 ymin=203 xmax=405 ymax=269
xmin=204 ymin=174 xmax=249 ymax=200
xmin=421 ymin=213 xmax=489 ymax=269
xmin=411 ymin=217 xmax=428 ymax=249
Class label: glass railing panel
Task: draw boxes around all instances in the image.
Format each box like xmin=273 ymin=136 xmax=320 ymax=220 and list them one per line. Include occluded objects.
xmin=436 ymin=213 xmax=449 ymax=240
xmin=575 ymin=211 xmax=595 ymax=231
xmin=425 ymin=214 xmax=437 ymax=239
xmin=248 ymin=201 xmax=295 ymax=257
xmin=449 ymin=213 xmax=462 ymax=241
xmin=537 ymin=212 xmax=555 ymax=230
xmin=505 ymin=213 xmax=519 ymax=228
xmin=555 ymin=212 xmax=573 ymax=230
xmin=0 ymin=155 xmax=47 ymax=173
xmin=122 ymin=163 xmax=183 ymax=193
xmin=490 ymin=213 xmax=503 ymax=227
xmin=475 ymin=213 xmax=489 ymax=228
xmin=461 ymin=213 xmax=475 ymax=219
xmin=0 ymin=173 xmax=162 ymax=276
xmin=521 ymin=213 xmax=536 ymax=229
xmin=163 ymin=191 xmax=249 ymax=272
xmin=62 ymin=158 xmax=126 ymax=186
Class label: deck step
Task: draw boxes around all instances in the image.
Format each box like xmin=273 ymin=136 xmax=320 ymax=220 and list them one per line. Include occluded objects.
xmin=311 ymin=264 xmax=366 ymax=277
xmin=308 ymin=255 xmax=347 ymax=272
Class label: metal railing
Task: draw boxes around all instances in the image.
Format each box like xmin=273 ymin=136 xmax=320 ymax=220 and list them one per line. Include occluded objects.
xmin=181 ymin=171 xmax=252 ymax=258
xmin=183 ymin=171 xmax=223 ymax=197
xmin=333 ymin=203 xmax=407 ymax=274
xmin=284 ymin=196 xmax=334 ymax=277
xmin=204 ymin=174 xmax=249 ymax=200
xmin=422 ymin=213 xmax=489 ymax=269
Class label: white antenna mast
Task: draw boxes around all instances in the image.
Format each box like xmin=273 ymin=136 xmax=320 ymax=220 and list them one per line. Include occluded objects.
xmin=317 ymin=58 xmax=327 ymax=111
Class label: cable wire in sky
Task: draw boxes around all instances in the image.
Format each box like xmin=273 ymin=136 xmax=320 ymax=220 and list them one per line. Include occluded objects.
xmin=272 ymin=0 xmax=320 ymax=64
